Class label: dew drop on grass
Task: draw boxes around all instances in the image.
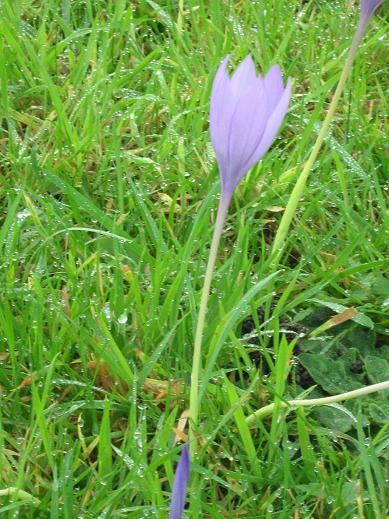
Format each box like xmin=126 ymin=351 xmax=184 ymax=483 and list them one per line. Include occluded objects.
xmin=16 ymin=209 xmax=32 ymax=222
xmin=103 ymin=303 xmax=112 ymax=320
xmin=118 ymin=312 xmax=128 ymax=324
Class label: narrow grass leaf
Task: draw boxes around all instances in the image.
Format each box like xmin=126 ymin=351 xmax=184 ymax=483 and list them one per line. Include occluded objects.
xmin=225 ymin=377 xmax=260 ymax=476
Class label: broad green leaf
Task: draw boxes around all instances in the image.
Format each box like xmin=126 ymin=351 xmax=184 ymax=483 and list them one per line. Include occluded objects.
xmin=313 ymin=404 xmax=356 ymax=432
xmin=299 ymin=353 xmax=363 ymax=394
xmin=365 ymin=355 xmax=389 ymax=384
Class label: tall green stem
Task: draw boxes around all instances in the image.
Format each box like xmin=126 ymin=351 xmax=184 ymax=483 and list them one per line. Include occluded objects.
xmin=271 ymin=20 xmax=367 ymax=259
xmin=189 ymin=193 xmax=231 ymax=457
xmin=246 ymin=380 xmax=389 ymax=426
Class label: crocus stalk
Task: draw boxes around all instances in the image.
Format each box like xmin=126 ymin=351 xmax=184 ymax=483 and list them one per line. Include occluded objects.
xmin=271 ymin=0 xmax=385 ymax=258
xmin=189 ymin=55 xmax=291 ymax=456
xmin=245 ymin=380 xmax=389 ymax=426
xmin=169 ymin=444 xmax=190 ymax=519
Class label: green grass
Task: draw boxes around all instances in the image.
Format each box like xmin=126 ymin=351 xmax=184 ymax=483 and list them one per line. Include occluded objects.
xmin=0 ymin=0 xmax=388 ymax=517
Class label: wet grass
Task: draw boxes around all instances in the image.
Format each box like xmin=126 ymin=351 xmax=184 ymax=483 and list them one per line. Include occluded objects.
xmin=0 ymin=0 xmax=388 ymax=517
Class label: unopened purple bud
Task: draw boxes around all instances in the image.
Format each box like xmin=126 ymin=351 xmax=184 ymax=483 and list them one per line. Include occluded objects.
xmin=210 ymin=55 xmax=291 ymax=198
xmin=169 ymin=444 xmax=190 ymax=519
xmin=360 ymin=0 xmax=385 ymax=21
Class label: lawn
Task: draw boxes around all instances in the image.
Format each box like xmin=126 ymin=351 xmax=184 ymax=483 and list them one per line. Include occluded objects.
xmin=0 ymin=1 xmax=388 ymax=518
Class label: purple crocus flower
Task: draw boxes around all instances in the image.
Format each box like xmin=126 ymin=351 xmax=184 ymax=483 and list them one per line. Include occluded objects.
xmin=360 ymin=0 xmax=385 ymax=21
xmin=210 ymin=55 xmax=291 ymax=199
xmin=169 ymin=444 xmax=190 ymax=519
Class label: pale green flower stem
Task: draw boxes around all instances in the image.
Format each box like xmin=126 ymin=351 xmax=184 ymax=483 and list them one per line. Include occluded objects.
xmin=0 ymin=487 xmax=40 ymax=505
xmin=246 ymin=380 xmax=389 ymax=426
xmin=250 ymin=16 xmax=388 ymax=430
xmin=189 ymin=193 xmax=231 ymax=457
xmin=271 ymin=19 xmax=368 ymax=258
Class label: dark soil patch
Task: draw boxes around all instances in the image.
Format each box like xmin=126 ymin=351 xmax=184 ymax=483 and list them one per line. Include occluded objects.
xmin=240 ymin=306 xmax=315 ymax=389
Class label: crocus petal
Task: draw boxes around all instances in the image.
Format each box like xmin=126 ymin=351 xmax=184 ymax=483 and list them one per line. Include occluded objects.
xmin=360 ymin=0 xmax=384 ymax=20
xmin=224 ymin=77 xmax=268 ymax=194
xmin=169 ymin=444 xmax=190 ymax=519
xmin=209 ymin=55 xmax=291 ymax=197
xmin=229 ymin=55 xmax=257 ymax=99
xmin=210 ymin=56 xmax=234 ymax=177
xmin=242 ymin=76 xmax=292 ymax=173
xmin=264 ymin=64 xmax=285 ymax=112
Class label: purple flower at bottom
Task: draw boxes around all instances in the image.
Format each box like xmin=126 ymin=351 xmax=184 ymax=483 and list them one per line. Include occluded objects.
xmin=360 ymin=0 xmax=385 ymax=21
xmin=169 ymin=444 xmax=190 ymax=519
xmin=210 ymin=55 xmax=291 ymax=198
